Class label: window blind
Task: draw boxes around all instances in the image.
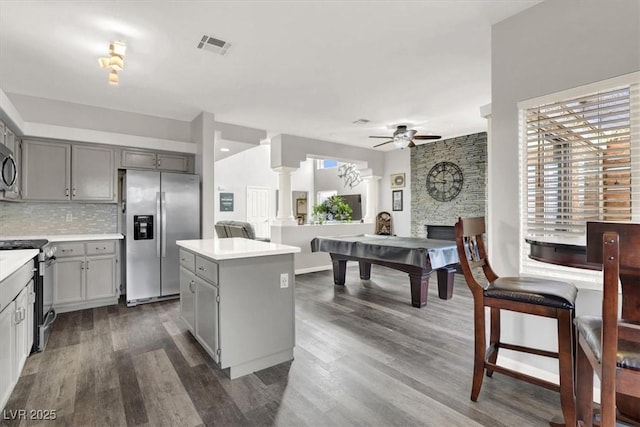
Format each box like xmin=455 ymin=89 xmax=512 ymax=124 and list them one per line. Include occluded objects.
xmin=519 ymin=76 xmax=639 ymax=288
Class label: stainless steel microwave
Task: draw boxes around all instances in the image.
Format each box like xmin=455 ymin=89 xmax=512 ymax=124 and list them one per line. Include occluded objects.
xmin=0 ymin=142 xmax=17 ymax=191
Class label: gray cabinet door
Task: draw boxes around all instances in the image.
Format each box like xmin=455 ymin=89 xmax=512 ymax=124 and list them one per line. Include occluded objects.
xmin=14 ymin=285 xmax=30 ymax=377
xmin=54 ymin=257 xmax=84 ymax=304
xmin=85 ymin=255 xmax=115 ymax=299
xmin=122 ymin=150 xmax=157 ymax=170
xmin=195 ymin=276 xmax=219 ymax=363
xmin=0 ymin=302 xmax=15 ymax=409
xmin=179 ymin=266 xmax=196 ymax=333
xmin=72 ymin=145 xmax=115 ymax=201
xmin=157 ymin=153 xmax=188 ymax=172
xmin=22 ymin=140 xmax=71 ymax=201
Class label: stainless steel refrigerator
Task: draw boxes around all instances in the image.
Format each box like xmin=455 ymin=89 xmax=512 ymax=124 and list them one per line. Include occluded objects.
xmin=123 ymin=170 xmax=200 ymax=306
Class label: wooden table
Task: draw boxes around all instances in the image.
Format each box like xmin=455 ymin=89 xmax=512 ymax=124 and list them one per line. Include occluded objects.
xmin=311 ymin=234 xmax=459 ymax=308
xmin=527 ymin=229 xmax=640 ymax=423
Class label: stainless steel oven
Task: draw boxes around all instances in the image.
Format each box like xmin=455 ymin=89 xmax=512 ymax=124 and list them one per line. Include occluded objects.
xmin=0 ymin=239 xmax=57 ymax=352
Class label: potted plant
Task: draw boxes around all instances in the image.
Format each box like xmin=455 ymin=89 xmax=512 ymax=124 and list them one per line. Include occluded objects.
xmin=312 ymin=195 xmax=353 ymax=223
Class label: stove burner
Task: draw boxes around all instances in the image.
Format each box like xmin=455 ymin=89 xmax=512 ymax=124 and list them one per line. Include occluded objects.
xmin=0 ymin=239 xmax=49 ymax=250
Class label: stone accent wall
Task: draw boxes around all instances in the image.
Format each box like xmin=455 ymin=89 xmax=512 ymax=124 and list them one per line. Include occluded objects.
xmin=0 ymin=201 xmax=117 ymax=236
xmin=411 ymin=132 xmax=487 ymax=237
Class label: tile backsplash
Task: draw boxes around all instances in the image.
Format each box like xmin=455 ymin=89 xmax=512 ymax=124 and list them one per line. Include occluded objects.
xmin=0 ymin=201 xmax=118 ymax=236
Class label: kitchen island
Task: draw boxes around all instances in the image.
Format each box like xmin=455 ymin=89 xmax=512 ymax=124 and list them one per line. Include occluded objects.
xmin=176 ymin=238 xmax=300 ymax=379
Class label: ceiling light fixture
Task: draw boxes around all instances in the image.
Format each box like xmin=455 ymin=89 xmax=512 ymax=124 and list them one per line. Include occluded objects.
xmin=393 ymin=134 xmax=412 ymax=149
xmin=220 ymin=148 xmax=230 ymax=152
xmin=99 ymin=40 xmax=126 ymax=85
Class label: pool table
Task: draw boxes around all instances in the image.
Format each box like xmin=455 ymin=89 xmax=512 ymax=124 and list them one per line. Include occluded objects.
xmin=311 ymin=234 xmax=460 ymax=308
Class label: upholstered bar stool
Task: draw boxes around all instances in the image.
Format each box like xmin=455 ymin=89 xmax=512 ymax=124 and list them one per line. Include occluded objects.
xmin=454 ymin=217 xmax=577 ymax=426
xmin=575 ymin=224 xmax=640 ymax=427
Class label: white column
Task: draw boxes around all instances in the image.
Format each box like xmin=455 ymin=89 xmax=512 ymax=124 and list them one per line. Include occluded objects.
xmin=273 ymin=166 xmax=298 ymax=225
xmin=361 ymin=171 xmax=380 ymax=223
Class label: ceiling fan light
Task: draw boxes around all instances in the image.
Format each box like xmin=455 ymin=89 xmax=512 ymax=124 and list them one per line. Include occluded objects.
xmin=98 ymin=57 xmax=110 ymax=68
xmin=108 ymin=55 xmax=124 ymax=71
xmin=393 ymin=135 xmax=411 ymax=149
xmin=108 ymin=70 xmax=119 ymax=86
xmin=110 ymin=41 xmax=126 ymax=57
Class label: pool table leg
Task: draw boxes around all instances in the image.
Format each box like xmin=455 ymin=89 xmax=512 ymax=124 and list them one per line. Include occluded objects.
xmin=409 ymin=273 xmax=429 ymax=307
xmin=332 ymin=258 xmax=347 ymax=285
xmin=436 ymin=267 xmax=456 ymax=300
xmin=359 ymin=262 xmax=371 ymax=279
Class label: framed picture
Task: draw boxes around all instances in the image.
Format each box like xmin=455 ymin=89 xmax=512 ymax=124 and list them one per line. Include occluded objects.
xmin=220 ymin=192 xmax=234 ymax=212
xmin=390 ymin=172 xmax=405 ymax=188
xmin=296 ymin=198 xmax=307 ymax=215
xmin=392 ymin=190 xmax=403 ymax=211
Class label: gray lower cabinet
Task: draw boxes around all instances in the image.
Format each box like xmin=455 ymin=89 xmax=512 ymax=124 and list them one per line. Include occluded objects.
xmin=178 ymin=247 xmax=295 ymax=379
xmin=0 ymin=258 xmax=35 ymax=411
xmin=179 ymin=267 xmax=196 ymax=332
xmin=22 ymin=139 xmax=116 ymax=202
xmin=194 ymin=275 xmax=219 ymax=362
xmin=53 ymin=241 xmax=118 ymax=312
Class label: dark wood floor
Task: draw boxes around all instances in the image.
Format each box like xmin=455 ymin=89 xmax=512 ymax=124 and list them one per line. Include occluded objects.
xmin=2 ymin=266 xmax=563 ymax=426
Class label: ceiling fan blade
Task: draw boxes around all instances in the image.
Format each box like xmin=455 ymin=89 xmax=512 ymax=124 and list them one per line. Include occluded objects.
xmin=413 ymin=135 xmax=442 ymax=140
xmin=369 ymin=136 xmax=392 ymax=139
xmin=373 ymin=140 xmax=393 ymax=148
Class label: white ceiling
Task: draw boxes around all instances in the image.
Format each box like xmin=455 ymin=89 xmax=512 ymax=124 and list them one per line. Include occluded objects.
xmin=0 ymin=0 xmax=540 ymax=150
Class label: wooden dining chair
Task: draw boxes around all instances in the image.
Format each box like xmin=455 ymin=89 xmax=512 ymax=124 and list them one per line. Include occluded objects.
xmin=575 ymin=223 xmax=640 ymax=427
xmin=454 ymin=217 xmax=578 ymax=426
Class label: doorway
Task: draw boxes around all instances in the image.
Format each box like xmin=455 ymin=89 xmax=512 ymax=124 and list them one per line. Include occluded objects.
xmin=246 ymin=186 xmax=270 ymax=239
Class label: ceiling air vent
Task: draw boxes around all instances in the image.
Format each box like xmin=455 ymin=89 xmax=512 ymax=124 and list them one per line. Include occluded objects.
xmin=352 ymin=119 xmax=370 ymax=125
xmin=197 ymin=35 xmax=231 ymax=56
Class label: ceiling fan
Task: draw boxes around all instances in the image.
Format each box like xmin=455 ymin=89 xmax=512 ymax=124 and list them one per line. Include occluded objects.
xmin=370 ymin=125 xmax=441 ymax=149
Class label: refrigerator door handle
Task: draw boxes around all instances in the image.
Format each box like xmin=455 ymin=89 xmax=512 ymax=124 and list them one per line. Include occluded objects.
xmin=161 ymin=191 xmax=167 ymax=258
xmin=156 ymin=191 xmax=161 ymax=258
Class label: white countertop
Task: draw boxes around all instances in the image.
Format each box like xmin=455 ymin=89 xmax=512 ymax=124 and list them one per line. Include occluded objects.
xmin=177 ymin=238 xmax=301 ymax=261
xmin=0 ymin=249 xmax=38 ymax=282
xmin=0 ymin=233 xmax=124 ymax=242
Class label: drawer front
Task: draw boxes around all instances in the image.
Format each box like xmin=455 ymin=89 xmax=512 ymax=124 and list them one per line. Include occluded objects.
xmin=195 ymin=255 xmax=218 ymax=285
xmin=86 ymin=241 xmax=116 ymax=255
xmin=0 ymin=259 xmax=34 ymax=312
xmin=179 ymin=249 xmax=195 ymax=272
xmin=56 ymin=242 xmax=85 ymax=258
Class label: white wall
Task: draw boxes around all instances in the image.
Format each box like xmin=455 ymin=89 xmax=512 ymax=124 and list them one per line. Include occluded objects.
xmin=214 ymin=144 xmax=279 ymax=223
xmin=380 ymin=149 xmax=411 ymax=236
xmin=491 ymin=0 xmax=640 ymax=375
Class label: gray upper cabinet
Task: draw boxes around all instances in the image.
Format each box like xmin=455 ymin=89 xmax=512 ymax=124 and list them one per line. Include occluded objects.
xmin=22 ymin=139 xmax=116 ymax=202
xmin=122 ymin=149 xmax=190 ymax=172
xmin=121 ymin=150 xmax=156 ymax=170
xmin=72 ymin=145 xmax=115 ymax=201
xmin=22 ymin=140 xmax=71 ymax=201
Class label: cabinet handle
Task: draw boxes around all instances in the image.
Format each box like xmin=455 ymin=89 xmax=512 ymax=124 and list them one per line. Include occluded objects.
xmin=14 ymin=309 xmax=21 ymax=324
xmin=65 ymin=188 xmax=69 ymax=197
xmin=198 ymin=266 xmax=206 ymax=272
xmin=72 ymin=188 xmax=76 ymax=198
xmin=189 ymin=280 xmax=195 ymax=293
xmin=80 ymin=261 xmax=84 ymax=270
xmin=86 ymin=260 xmax=90 ymax=270
xmin=181 ymin=257 xmax=186 ymax=262
xmin=61 ymin=248 xmax=73 ymax=253
xmin=157 ymin=159 xmax=161 ymax=167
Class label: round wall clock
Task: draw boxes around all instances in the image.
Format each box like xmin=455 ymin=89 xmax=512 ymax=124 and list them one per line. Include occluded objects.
xmin=426 ymin=161 xmax=464 ymax=202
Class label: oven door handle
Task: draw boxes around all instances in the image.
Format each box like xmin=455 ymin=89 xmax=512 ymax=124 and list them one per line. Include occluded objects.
xmin=45 ymin=257 xmax=56 ymax=267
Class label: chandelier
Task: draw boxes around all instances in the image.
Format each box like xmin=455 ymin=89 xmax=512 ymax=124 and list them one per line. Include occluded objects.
xmin=98 ymin=41 xmax=126 ymax=85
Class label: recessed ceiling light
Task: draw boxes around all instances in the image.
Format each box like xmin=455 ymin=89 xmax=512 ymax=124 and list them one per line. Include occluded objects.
xmin=220 ymin=148 xmax=230 ymax=152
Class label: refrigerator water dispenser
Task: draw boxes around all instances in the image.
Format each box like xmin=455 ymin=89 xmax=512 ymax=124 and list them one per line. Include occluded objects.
xmin=134 ymin=215 xmax=154 ymax=240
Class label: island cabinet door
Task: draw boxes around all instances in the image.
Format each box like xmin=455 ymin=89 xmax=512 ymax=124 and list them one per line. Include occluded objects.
xmin=179 ymin=266 xmax=196 ymax=333
xmin=195 ymin=276 xmax=219 ymax=364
